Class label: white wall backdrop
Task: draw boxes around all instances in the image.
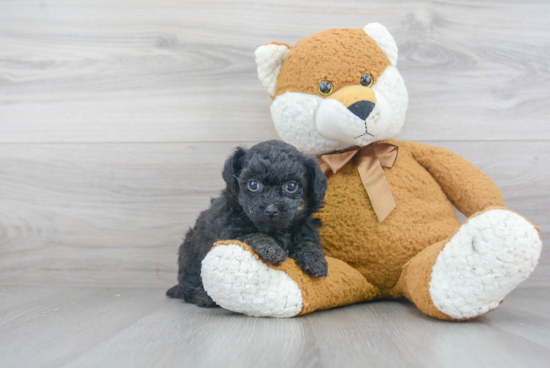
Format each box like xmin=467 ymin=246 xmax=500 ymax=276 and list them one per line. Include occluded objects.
xmin=1 ymin=0 xmax=548 ymax=288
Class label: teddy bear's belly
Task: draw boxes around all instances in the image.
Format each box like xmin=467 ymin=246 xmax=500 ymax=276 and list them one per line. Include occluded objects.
xmin=316 ymin=154 xmax=460 ymax=296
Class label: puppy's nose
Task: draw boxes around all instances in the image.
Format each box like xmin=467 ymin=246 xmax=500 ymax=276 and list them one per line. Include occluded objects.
xmin=264 ymin=204 xmax=279 ymax=217
xmin=348 ymin=100 xmax=375 ymax=121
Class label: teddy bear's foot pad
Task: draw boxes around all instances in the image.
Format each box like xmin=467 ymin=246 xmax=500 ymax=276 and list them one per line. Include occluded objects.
xmin=430 ymin=209 xmax=542 ymax=319
xmin=201 ymin=243 xmax=303 ymax=318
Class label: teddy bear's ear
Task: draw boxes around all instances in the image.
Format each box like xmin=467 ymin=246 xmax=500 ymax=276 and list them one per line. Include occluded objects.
xmin=255 ymin=42 xmax=291 ymax=96
xmin=363 ymin=23 xmax=398 ymax=66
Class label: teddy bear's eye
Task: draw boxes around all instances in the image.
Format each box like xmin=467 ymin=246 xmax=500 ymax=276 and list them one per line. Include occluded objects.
xmin=360 ymin=73 xmax=373 ymax=87
xmin=247 ymin=179 xmax=261 ymax=192
xmin=318 ymin=81 xmax=333 ymax=96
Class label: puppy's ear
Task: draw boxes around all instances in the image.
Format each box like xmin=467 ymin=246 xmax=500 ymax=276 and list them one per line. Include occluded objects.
xmin=305 ymin=156 xmax=328 ymax=202
xmin=222 ymin=147 xmax=247 ymax=192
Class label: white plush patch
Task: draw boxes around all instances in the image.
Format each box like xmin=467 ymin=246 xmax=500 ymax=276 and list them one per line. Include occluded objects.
xmin=255 ymin=44 xmax=290 ymax=96
xmin=315 ymin=89 xmax=393 ymax=146
xmin=371 ymin=66 xmax=408 ymax=140
xmin=363 ymin=23 xmax=398 ymax=66
xmin=201 ymin=244 xmax=303 ymax=318
xmin=271 ymin=92 xmax=352 ymax=156
xmin=315 ymin=99 xmax=372 ymax=145
xmin=430 ymin=209 xmax=542 ymax=319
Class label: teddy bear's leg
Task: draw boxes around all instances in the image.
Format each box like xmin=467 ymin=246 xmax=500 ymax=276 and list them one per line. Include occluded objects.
xmin=201 ymin=240 xmax=380 ymax=317
xmin=395 ymin=207 xmax=542 ymax=321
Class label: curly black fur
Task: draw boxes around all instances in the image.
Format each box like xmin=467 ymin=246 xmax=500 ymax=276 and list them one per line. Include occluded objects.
xmin=166 ymin=140 xmax=329 ymax=307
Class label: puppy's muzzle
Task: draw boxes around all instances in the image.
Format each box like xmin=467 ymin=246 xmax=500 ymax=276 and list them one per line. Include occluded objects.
xmin=327 ymin=85 xmax=377 ymax=120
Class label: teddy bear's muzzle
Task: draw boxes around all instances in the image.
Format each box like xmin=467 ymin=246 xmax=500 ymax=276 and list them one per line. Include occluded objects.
xmin=315 ymin=85 xmax=383 ymax=145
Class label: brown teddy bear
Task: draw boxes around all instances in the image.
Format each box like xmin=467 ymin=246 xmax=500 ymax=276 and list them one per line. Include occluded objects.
xmin=199 ymin=23 xmax=543 ymax=320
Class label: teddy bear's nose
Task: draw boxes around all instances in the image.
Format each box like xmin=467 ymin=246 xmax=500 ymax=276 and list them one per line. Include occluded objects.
xmin=348 ymin=100 xmax=375 ymax=121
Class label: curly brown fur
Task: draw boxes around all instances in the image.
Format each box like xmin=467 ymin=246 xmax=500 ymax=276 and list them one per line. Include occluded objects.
xmin=166 ymin=140 xmax=328 ymax=307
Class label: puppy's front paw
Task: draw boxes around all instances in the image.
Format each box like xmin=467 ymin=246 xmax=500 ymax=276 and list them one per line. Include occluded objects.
xmin=295 ymin=253 xmax=328 ymax=278
xmin=258 ymin=244 xmax=288 ymax=265
xmin=193 ymin=290 xmax=219 ymax=308
xmin=244 ymin=234 xmax=288 ymax=265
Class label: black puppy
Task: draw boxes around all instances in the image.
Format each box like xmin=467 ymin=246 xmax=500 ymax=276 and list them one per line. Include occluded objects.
xmin=166 ymin=140 xmax=328 ymax=307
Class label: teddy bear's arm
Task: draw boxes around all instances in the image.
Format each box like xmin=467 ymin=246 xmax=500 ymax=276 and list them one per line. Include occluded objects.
xmin=405 ymin=141 xmax=506 ymax=217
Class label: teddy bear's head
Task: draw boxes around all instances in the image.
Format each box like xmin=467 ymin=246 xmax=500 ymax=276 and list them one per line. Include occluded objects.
xmin=255 ymin=23 xmax=408 ymax=156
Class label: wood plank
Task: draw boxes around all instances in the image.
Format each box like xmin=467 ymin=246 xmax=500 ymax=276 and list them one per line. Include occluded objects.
xmin=492 ymin=287 xmax=550 ymax=318
xmin=0 ymin=140 xmax=548 ymax=288
xmin=54 ymin=288 xmax=550 ymax=368
xmin=0 ymin=0 xmax=549 ymax=143
xmin=0 ymin=287 xmax=168 ymax=368
xmin=0 ymin=286 xmax=70 ymax=323
xmin=302 ymin=300 xmax=550 ymax=368
xmin=483 ymin=288 xmax=550 ymax=348
xmin=1 ymin=287 xmax=548 ymax=368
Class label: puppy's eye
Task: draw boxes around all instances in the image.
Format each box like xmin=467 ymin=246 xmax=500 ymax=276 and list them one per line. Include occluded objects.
xmin=247 ymin=179 xmax=261 ymax=192
xmin=360 ymin=73 xmax=373 ymax=87
xmin=318 ymin=80 xmax=333 ymax=96
xmin=284 ymin=181 xmax=298 ymax=193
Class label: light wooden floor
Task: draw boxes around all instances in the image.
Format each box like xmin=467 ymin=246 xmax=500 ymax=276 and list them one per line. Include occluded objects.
xmin=1 ymin=0 xmax=549 ymax=367
xmin=1 ymin=286 xmax=549 ymax=368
